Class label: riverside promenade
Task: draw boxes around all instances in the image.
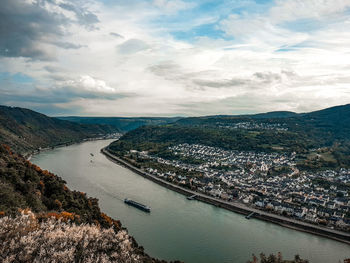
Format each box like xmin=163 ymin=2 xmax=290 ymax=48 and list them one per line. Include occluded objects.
xmin=101 ymin=147 xmax=350 ymax=245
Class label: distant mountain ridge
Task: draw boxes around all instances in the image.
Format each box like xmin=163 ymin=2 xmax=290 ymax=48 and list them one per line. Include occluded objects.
xmin=175 ymin=104 xmax=350 ymax=134
xmin=248 ymin=111 xmax=299 ymax=119
xmin=58 ymin=104 xmax=350 ymax=133
xmin=0 ymin=105 xmax=118 ymax=154
xmin=58 ymin=116 xmax=182 ymax=132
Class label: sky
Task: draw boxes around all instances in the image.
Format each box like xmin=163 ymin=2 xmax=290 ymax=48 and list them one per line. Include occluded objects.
xmin=1 ymin=0 xmax=350 ymax=117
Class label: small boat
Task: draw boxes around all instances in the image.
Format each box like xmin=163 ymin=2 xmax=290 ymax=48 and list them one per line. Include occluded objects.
xmin=245 ymin=212 xmax=256 ymax=219
xmin=187 ymin=194 xmax=197 ymax=200
xmin=124 ymin=198 xmax=150 ymax=212
xmin=90 ymin=153 xmax=94 ymax=157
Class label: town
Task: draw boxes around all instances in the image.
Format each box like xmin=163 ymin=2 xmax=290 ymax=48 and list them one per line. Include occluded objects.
xmin=127 ymin=143 xmax=350 ymax=232
xmin=217 ymin=121 xmax=289 ymax=131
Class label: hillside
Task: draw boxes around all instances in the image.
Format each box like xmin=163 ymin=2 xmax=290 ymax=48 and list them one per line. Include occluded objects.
xmin=0 ymin=105 xmax=118 ymax=154
xmin=109 ymin=104 xmax=350 ymax=170
xmin=0 ymin=144 xmax=164 ymax=262
xmin=110 ymin=124 xmax=311 ymax=153
xmin=175 ymin=104 xmax=350 ymax=150
xmin=0 ymin=144 xmax=115 ymax=224
xmin=248 ymin=111 xmax=299 ymax=119
xmin=58 ymin=116 xmax=181 ymax=132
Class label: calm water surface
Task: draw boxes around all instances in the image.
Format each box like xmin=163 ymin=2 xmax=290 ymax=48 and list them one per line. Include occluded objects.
xmin=31 ymin=140 xmax=350 ymax=263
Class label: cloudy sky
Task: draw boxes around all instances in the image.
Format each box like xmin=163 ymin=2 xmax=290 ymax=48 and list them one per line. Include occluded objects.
xmin=1 ymin=0 xmax=350 ymax=116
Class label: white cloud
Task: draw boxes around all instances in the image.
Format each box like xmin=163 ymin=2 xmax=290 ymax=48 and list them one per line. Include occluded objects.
xmin=64 ymin=75 xmax=116 ymax=93
xmin=1 ymin=0 xmax=350 ymax=116
xmin=117 ymin=39 xmax=150 ymax=54
xmin=269 ymin=0 xmax=350 ymax=23
xmin=153 ymin=0 xmax=196 ymax=14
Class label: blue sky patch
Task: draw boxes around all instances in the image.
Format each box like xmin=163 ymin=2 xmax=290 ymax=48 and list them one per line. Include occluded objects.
xmin=0 ymin=72 xmax=34 ymax=83
xmin=172 ymin=22 xmax=230 ymax=40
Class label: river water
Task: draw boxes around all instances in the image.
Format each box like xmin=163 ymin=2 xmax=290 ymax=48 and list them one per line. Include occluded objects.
xmin=31 ymin=139 xmax=350 ymax=263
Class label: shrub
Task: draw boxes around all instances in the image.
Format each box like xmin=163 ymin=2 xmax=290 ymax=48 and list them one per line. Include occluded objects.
xmin=0 ymin=211 xmax=143 ymax=263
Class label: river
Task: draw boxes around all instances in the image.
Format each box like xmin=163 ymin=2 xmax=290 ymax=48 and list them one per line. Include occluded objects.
xmin=31 ymin=139 xmax=350 ymax=263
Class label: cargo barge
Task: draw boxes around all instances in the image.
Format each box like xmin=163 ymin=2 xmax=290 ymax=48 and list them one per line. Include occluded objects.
xmin=124 ymin=198 xmax=151 ymax=213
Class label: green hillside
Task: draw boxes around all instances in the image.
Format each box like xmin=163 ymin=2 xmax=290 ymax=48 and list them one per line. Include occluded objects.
xmin=109 ymin=104 xmax=350 ymax=170
xmin=0 ymin=105 xmax=118 ymax=154
xmin=58 ymin=116 xmax=181 ymax=132
xmin=0 ymin=144 xmax=110 ymax=224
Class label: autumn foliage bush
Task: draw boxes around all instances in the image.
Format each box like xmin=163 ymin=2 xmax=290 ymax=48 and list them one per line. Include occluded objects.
xmin=0 ymin=145 xmax=118 ymax=227
xmin=0 ymin=210 xmax=145 ymax=263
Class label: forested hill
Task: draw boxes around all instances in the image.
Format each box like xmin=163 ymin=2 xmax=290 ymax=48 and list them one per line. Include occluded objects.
xmin=0 ymin=105 xmax=118 ymax=154
xmin=109 ymin=104 xmax=350 ymax=169
xmin=174 ymin=104 xmax=350 ymax=143
xmin=176 ymin=104 xmax=349 ymax=125
xmin=58 ymin=116 xmax=181 ymax=132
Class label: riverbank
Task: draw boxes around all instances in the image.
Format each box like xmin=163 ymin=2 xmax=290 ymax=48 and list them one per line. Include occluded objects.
xmin=101 ymin=147 xmax=350 ymax=246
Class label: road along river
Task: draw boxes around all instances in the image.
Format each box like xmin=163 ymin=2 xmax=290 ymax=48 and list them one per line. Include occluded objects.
xmin=31 ymin=139 xmax=350 ymax=263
